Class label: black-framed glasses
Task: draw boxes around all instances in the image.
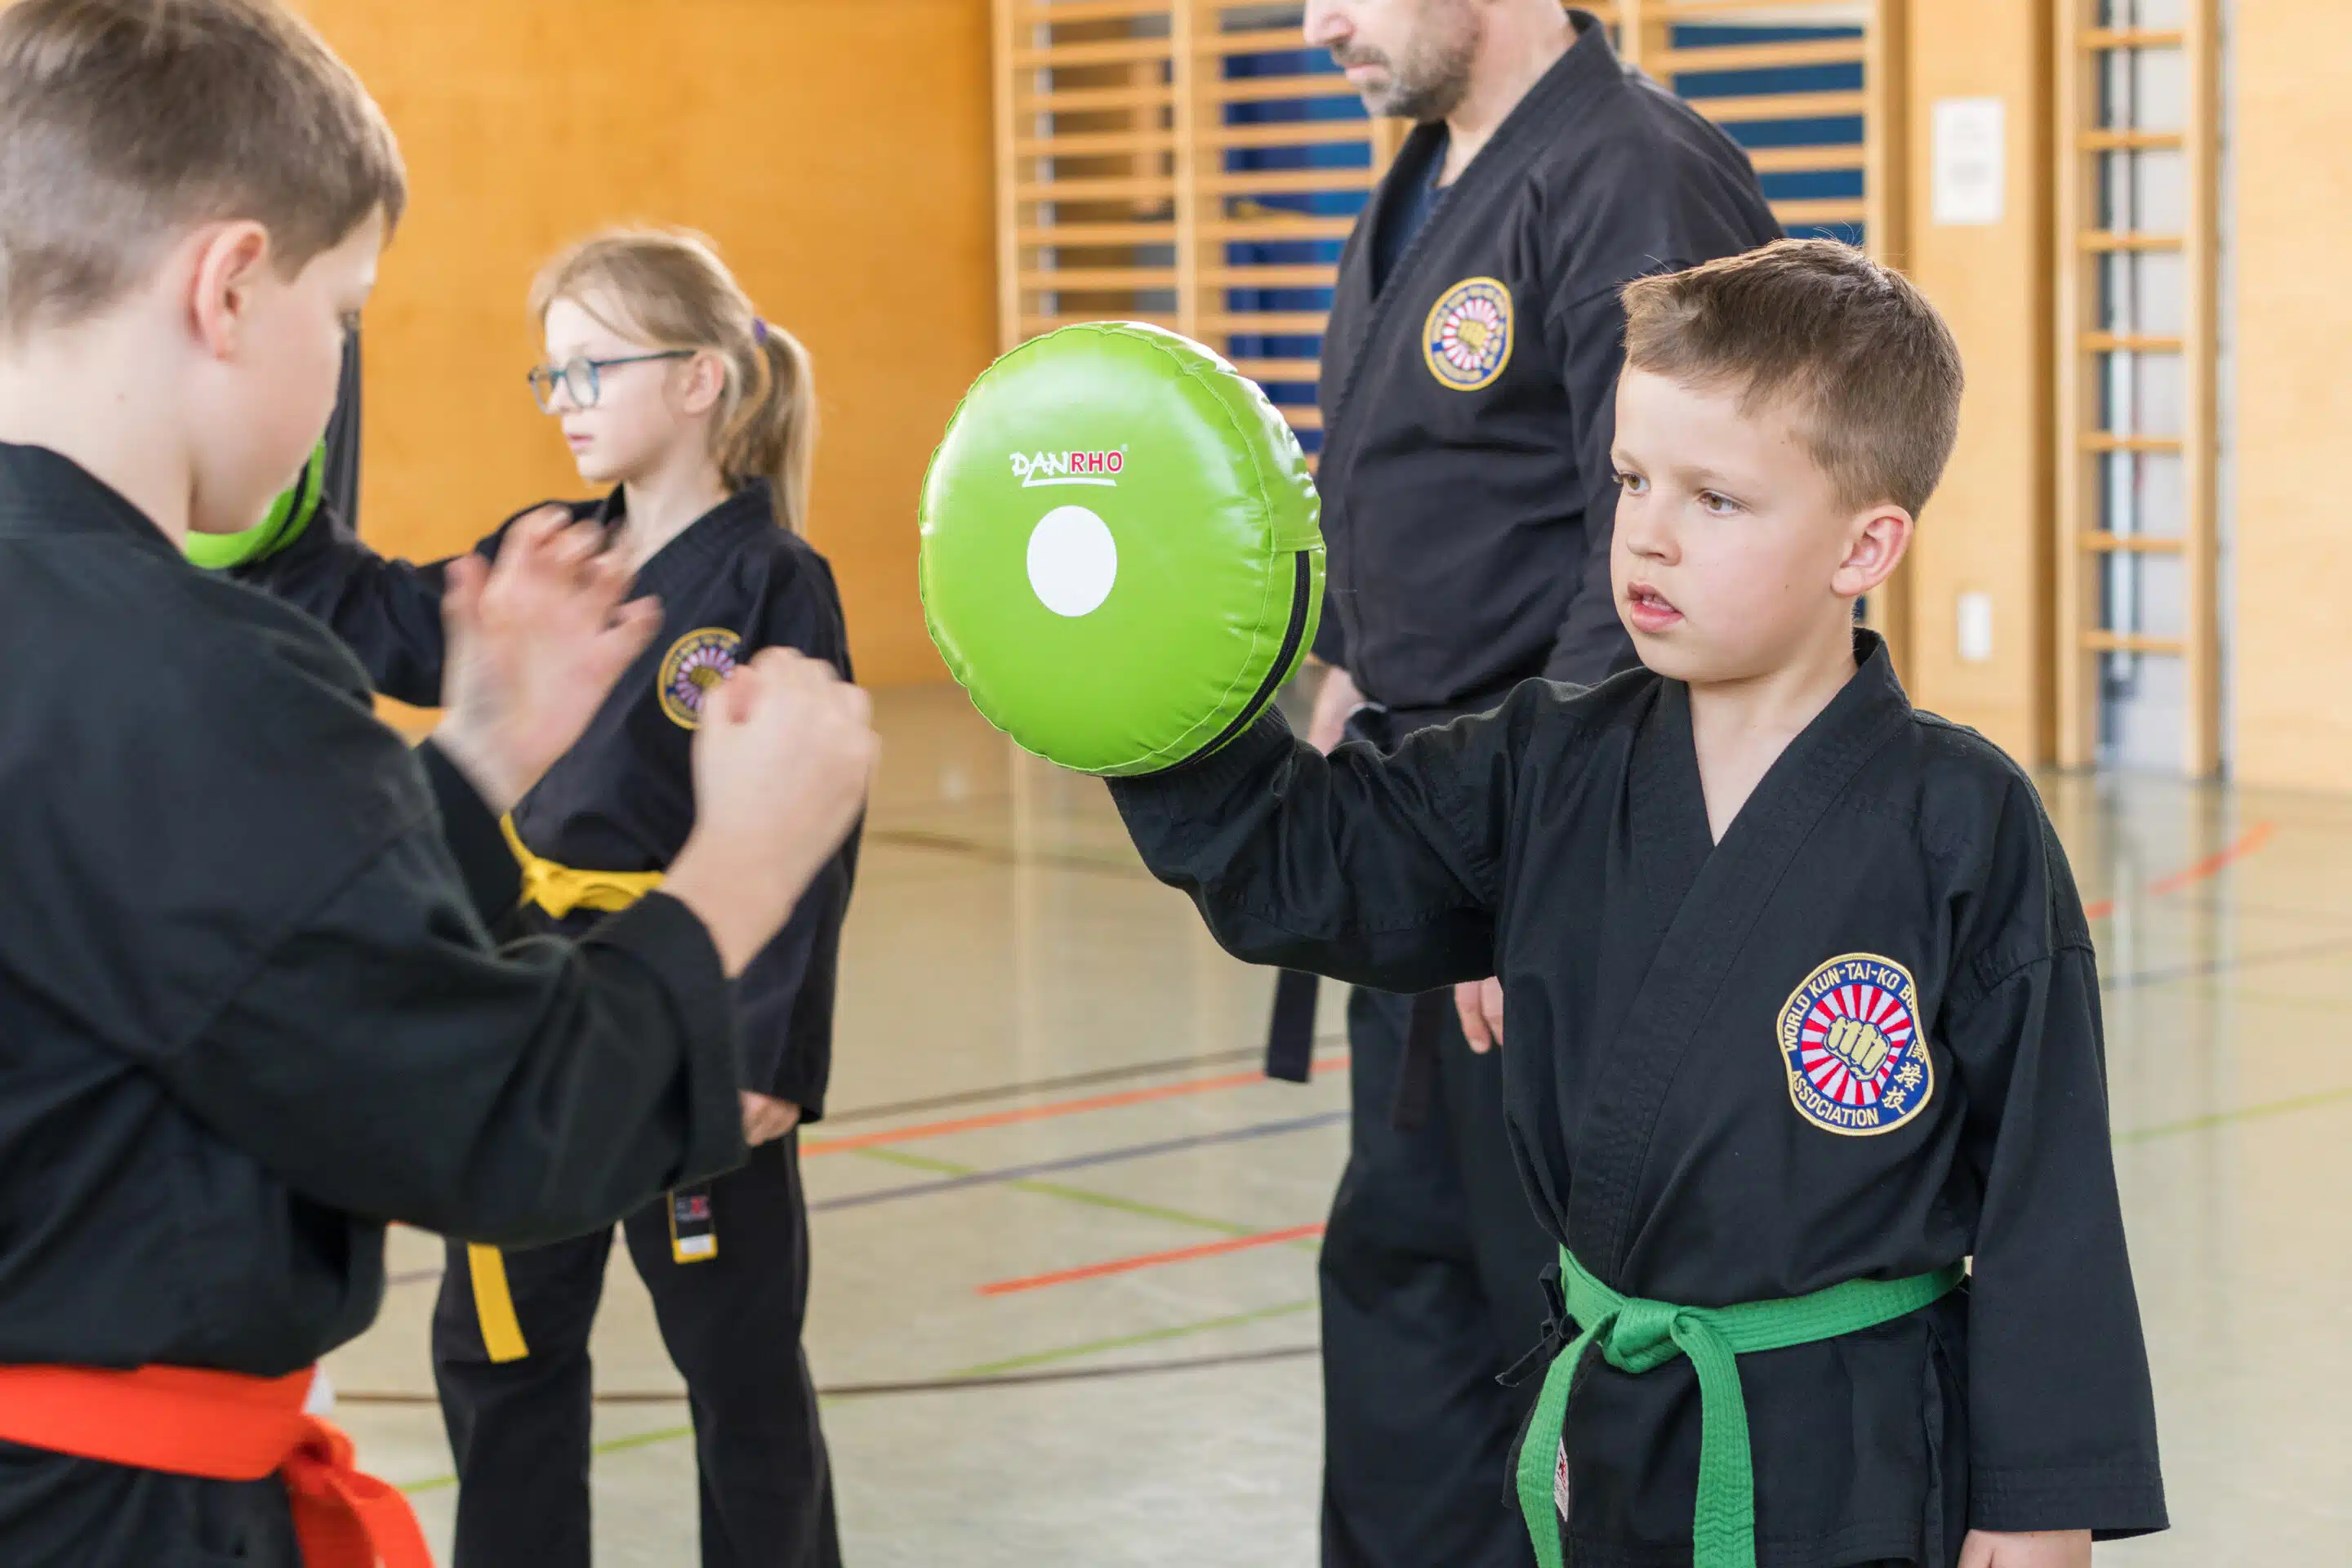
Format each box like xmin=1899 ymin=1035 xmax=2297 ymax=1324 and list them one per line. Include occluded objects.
xmin=527 ymin=350 xmax=695 ymax=412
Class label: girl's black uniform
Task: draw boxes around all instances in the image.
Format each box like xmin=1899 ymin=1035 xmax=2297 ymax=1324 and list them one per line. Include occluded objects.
xmin=246 ymin=480 xmax=853 ymax=1568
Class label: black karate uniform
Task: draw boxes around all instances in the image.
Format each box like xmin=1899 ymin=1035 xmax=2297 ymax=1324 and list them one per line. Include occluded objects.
xmin=1292 ymin=16 xmax=1784 ymax=1566
xmin=245 ymin=482 xmax=852 ymax=1568
xmin=1114 ymin=635 xmax=2167 ymax=1567
xmin=0 ymin=442 xmax=747 ymax=1565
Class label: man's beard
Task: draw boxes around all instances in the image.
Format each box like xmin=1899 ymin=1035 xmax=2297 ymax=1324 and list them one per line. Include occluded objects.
xmin=1332 ymin=0 xmax=1481 ymax=122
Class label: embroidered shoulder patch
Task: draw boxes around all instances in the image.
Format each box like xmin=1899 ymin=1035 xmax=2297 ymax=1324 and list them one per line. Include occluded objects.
xmin=1777 ymin=953 xmax=1934 ymax=1136
xmin=1423 ymin=277 xmax=1514 ymax=391
xmin=657 ymin=627 xmax=743 ymax=729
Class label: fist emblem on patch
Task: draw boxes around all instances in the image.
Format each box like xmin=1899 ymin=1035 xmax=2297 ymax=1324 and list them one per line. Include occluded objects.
xmin=1423 ymin=278 xmax=1514 ymax=391
xmin=1775 ymin=954 xmax=1934 ymax=1137
xmin=657 ymin=627 xmax=743 ymax=729
xmin=1820 ymin=1015 xmax=1896 ymax=1079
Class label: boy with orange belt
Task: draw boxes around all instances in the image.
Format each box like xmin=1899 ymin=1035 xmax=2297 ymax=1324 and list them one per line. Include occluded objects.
xmin=0 ymin=2 xmax=876 ymax=1561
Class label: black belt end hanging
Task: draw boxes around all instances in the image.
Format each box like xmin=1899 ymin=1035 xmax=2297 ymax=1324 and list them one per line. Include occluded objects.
xmin=1388 ymin=989 xmax=1447 ymax=1130
xmin=1263 ymin=969 xmax=1321 ymax=1083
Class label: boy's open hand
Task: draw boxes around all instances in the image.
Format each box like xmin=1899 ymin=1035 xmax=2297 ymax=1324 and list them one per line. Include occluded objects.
xmin=434 ymin=507 xmax=661 ymax=814
xmin=1958 ymin=1530 xmax=2091 ymax=1568
xmin=740 ymin=1092 xmax=802 ymax=1146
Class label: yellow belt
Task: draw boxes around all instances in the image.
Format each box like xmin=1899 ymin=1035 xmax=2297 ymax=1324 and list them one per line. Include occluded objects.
xmin=468 ymin=820 xmax=670 ymax=1361
xmin=499 ymin=817 xmax=665 ymax=919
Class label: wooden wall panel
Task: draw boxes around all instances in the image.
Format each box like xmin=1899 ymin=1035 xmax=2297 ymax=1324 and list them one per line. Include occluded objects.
xmin=2230 ymin=0 xmax=2352 ymax=790
xmin=304 ymin=0 xmax=997 ymax=687
xmin=1896 ymin=0 xmax=2052 ymax=763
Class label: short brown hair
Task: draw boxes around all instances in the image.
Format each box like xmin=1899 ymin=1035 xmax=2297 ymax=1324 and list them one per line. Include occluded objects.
xmin=1620 ymin=239 xmax=1963 ymax=516
xmin=0 ymin=0 xmax=406 ymax=336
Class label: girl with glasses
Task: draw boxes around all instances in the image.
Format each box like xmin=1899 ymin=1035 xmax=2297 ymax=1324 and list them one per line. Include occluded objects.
xmin=236 ymin=226 xmax=851 ymax=1568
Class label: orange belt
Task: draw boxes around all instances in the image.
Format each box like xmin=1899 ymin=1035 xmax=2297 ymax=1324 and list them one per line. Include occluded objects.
xmin=0 ymin=1364 xmax=430 ymax=1567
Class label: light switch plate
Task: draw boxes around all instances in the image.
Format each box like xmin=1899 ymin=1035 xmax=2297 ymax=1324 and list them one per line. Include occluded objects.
xmin=1958 ymin=592 xmax=1994 ymax=664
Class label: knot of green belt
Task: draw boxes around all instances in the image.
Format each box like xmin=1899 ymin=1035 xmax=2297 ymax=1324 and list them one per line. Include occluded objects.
xmin=1515 ymin=1248 xmax=1965 ymax=1568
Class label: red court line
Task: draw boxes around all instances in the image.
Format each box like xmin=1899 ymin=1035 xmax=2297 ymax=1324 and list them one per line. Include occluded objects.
xmin=817 ymin=827 xmax=2270 ymax=1160
xmin=2082 ymin=821 xmax=2273 ymax=920
xmin=802 ymin=1054 xmax=1350 ymax=1157
xmin=2145 ymin=820 xmax=2276 ymax=898
xmin=979 ymin=1223 xmax=1327 ymax=1297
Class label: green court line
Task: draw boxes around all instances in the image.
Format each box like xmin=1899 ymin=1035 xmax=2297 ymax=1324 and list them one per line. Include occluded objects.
xmin=403 ymin=1418 xmax=703 ymax=1493
xmin=400 ymin=1156 xmax=1321 ymax=1494
xmin=395 ymin=1297 xmax=1321 ymax=1494
xmin=395 ymin=1085 xmax=2352 ymax=1494
xmin=2116 ymin=1084 xmax=2352 ymax=1143
xmin=849 ymin=1145 xmax=1319 ymax=1247
xmin=949 ymin=1298 xmax=1317 ymax=1379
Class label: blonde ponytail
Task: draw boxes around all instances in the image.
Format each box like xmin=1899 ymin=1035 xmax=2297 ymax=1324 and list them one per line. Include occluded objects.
xmin=725 ymin=318 xmax=817 ymax=536
xmin=528 ymin=225 xmax=817 ymax=533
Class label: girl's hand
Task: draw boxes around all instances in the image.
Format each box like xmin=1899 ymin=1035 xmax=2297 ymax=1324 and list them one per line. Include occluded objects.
xmin=740 ymin=1092 xmax=801 ymax=1146
xmin=1958 ymin=1530 xmax=2091 ymax=1568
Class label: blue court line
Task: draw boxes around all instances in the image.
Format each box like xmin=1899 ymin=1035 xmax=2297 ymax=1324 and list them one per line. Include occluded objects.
xmin=2101 ymin=936 xmax=2352 ymax=991
xmin=808 ymin=1110 xmax=1349 ymax=1214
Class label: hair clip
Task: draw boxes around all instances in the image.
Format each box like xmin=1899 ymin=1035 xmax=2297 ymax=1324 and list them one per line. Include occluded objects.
xmin=752 ymin=318 xmax=769 ymax=345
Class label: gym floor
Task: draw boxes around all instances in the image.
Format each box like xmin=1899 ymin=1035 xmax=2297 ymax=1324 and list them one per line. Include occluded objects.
xmin=329 ymin=684 xmax=2352 ymax=1565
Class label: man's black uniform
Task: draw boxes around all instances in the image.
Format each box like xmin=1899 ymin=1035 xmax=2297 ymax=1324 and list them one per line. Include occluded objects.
xmin=0 ymin=442 xmax=747 ymax=1565
xmin=247 ymin=480 xmax=853 ymax=1568
xmin=1295 ymin=15 xmax=1781 ymax=1566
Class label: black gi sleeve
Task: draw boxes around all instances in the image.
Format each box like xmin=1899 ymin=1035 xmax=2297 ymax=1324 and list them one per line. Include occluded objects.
xmin=238 ymin=502 xmax=487 ymax=706
xmin=1539 ymin=283 xmax=1648 ymax=688
xmin=1107 ymin=685 xmax=1553 ymax=991
xmin=25 ymin=582 xmax=745 ymax=1250
xmin=414 ymin=739 xmax=523 ymax=927
xmin=1944 ymin=817 xmax=2167 ymax=1538
xmin=730 ymin=550 xmax=858 ymax=1114
xmin=1310 ymin=603 xmax=1350 ymax=672
xmin=175 ymin=823 xmax=746 ymax=1248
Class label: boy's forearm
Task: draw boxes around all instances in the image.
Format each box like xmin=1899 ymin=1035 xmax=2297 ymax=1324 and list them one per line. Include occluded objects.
xmin=167 ymin=832 xmax=746 ymax=1246
xmin=1107 ymin=711 xmax=1496 ymax=991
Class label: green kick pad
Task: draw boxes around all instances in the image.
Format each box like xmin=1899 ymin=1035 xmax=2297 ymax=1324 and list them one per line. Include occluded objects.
xmin=919 ymin=322 xmax=1323 ymax=776
xmin=184 ymin=439 xmax=326 ymax=571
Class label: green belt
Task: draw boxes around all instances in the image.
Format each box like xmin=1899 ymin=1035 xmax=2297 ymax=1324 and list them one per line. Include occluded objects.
xmin=1515 ymin=1248 xmax=1965 ymax=1568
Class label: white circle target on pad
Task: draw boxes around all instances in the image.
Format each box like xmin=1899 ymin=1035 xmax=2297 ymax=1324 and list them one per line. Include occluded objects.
xmin=1026 ymin=505 xmax=1118 ymax=618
